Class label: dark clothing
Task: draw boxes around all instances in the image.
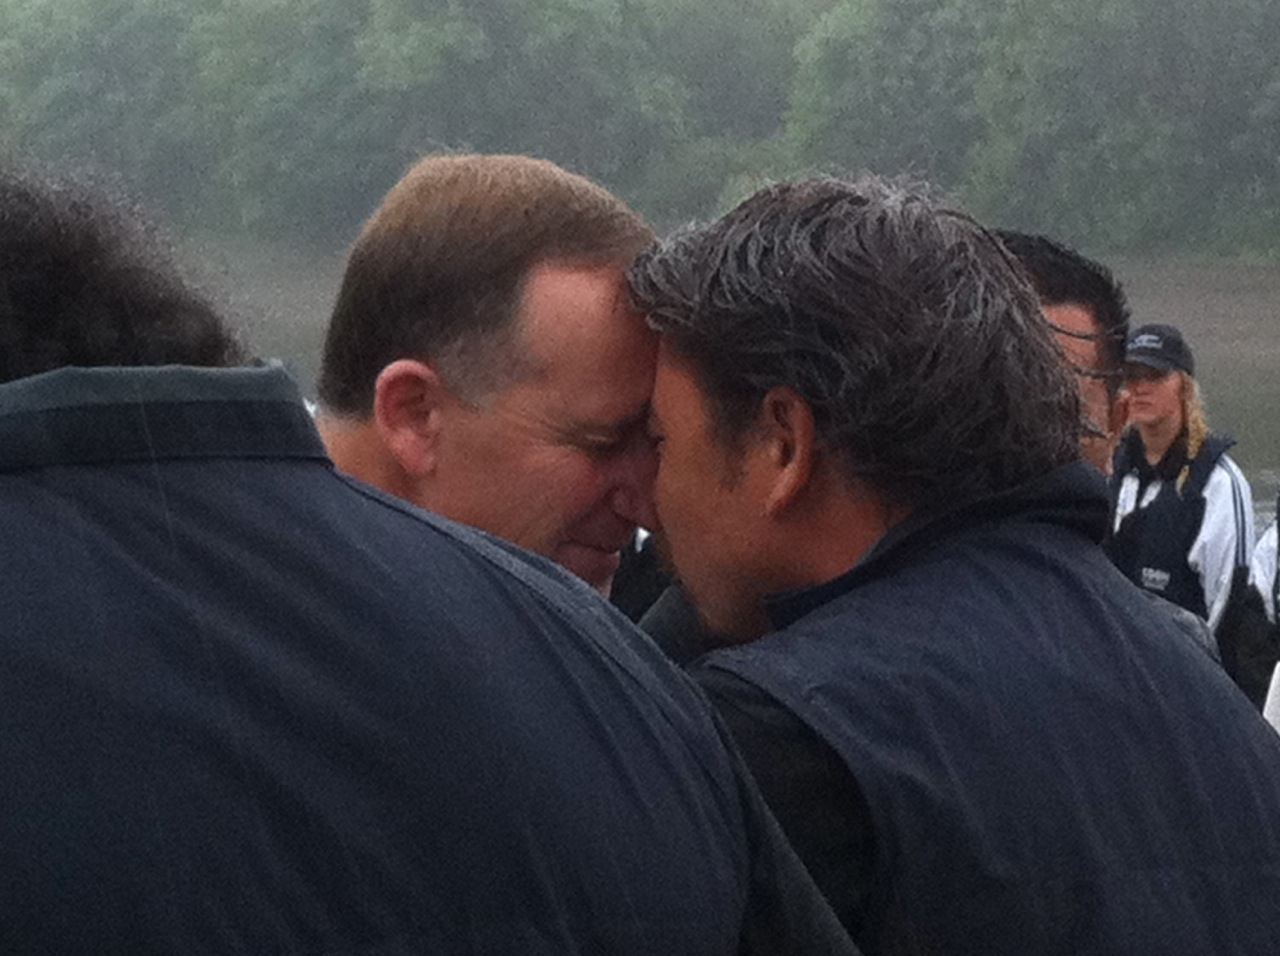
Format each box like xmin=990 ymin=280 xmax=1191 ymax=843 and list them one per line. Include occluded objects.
xmin=1109 ymin=429 xmax=1268 ymax=699
xmin=1216 ymin=571 xmax=1280 ymax=708
xmin=698 ymin=668 xmax=876 ymax=941
xmin=609 ymin=532 xmax=672 ymax=622
xmin=1108 ymin=430 xmax=1242 ymax=620
xmin=641 ymin=580 xmax=721 ymax=665
xmin=0 ymin=366 xmax=858 ymax=956
xmin=693 ymin=463 xmax=1280 ymax=956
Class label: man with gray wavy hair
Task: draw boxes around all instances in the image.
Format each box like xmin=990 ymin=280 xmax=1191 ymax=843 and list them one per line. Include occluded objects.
xmin=630 ymin=175 xmax=1280 ymax=955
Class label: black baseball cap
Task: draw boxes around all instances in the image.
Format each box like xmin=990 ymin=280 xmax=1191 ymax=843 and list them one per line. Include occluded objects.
xmin=1124 ymin=323 xmax=1194 ymax=376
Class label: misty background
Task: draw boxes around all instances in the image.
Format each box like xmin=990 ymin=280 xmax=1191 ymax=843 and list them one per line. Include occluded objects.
xmin=3 ymin=0 xmax=1279 ymax=513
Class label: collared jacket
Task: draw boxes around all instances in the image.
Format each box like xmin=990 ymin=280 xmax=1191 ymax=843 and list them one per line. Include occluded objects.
xmin=693 ymin=464 xmax=1280 ymax=956
xmin=1247 ymin=514 xmax=1280 ymax=725
xmin=0 ymin=365 xmax=857 ymax=956
xmin=1107 ymin=429 xmax=1254 ymax=632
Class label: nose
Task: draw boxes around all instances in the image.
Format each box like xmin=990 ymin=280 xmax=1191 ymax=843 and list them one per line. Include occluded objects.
xmin=607 ymin=434 xmax=661 ymax=532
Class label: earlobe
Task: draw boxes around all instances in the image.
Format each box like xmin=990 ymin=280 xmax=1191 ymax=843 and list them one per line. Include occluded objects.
xmin=760 ymin=386 xmax=816 ymax=517
xmin=373 ymin=359 xmax=446 ymax=479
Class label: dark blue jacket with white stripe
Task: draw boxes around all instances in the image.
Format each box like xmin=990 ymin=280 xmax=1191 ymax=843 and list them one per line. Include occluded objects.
xmin=1107 ymin=430 xmax=1254 ymax=631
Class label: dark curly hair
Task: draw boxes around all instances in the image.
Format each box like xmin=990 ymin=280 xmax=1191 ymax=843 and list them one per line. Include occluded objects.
xmin=628 ymin=176 xmax=1081 ymax=512
xmin=0 ymin=165 xmax=246 ymax=384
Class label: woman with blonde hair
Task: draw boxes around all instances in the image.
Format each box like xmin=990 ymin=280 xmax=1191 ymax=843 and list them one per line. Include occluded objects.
xmin=1107 ymin=323 xmax=1255 ymax=643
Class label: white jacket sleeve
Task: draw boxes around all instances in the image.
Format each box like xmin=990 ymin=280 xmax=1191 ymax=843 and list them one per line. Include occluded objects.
xmin=1264 ymin=668 xmax=1280 ymax=732
xmin=1250 ymin=522 xmax=1279 ymax=624
xmin=1252 ymin=523 xmax=1280 ymax=734
xmin=1188 ymin=454 xmax=1254 ymax=634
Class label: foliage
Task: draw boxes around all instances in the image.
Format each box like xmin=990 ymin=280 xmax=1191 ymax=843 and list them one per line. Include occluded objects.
xmin=965 ymin=0 xmax=1280 ymax=251
xmin=0 ymin=0 xmax=1276 ymax=252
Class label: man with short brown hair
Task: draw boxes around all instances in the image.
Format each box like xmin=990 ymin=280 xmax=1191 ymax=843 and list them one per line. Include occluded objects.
xmin=317 ymin=154 xmax=659 ymax=593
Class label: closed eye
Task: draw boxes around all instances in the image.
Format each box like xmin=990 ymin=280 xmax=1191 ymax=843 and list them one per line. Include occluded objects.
xmin=580 ymin=436 xmax=628 ymax=457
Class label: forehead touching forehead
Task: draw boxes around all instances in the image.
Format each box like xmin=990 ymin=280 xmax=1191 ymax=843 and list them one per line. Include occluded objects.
xmin=504 ymin=260 xmax=658 ymax=427
xmin=317 ymin=152 xmax=655 ymax=417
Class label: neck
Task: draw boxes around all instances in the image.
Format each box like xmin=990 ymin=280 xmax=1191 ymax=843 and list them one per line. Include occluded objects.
xmin=708 ymin=468 xmax=909 ymax=647
xmin=1137 ymin=417 xmax=1182 ymax=466
xmin=317 ymin=413 xmax=413 ymax=497
xmin=719 ymin=499 xmax=904 ymax=647
xmin=779 ymin=476 xmax=910 ymax=594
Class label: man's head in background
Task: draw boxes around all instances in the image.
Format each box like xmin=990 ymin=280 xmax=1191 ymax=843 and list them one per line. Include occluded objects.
xmin=630 ymin=177 xmax=1080 ymax=639
xmin=994 ymin=230 xmax=1130 ymax=473
xmin=317 ymin=154 xmax=659 ymax=593
xmin=0 ymin=166 xmax=246 ymax=383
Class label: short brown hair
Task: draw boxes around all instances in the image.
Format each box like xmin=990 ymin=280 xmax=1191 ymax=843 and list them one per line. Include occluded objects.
xmin=318 ymin=154 xmax=653 ymax=415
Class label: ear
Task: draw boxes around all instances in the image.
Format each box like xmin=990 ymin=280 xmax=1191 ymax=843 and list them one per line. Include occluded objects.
xmin=372 ymin=359 xmax=449 ymax=478
xmin=755 ymin=386 xmax=817 ymax=517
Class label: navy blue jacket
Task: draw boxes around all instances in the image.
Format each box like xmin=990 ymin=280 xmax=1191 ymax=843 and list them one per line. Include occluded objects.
xmin=1108 ymin=430 xmax=1247 ymax=622
xmin=0 ymin=366 xmax=856 ymax=955
xmin=694 ymin=464 xmax=1280 ymax=955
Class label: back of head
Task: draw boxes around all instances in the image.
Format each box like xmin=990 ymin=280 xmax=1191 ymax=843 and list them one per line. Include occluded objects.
xmin=995 ymin=229 xmax=1130 ymax=395
xmin=629 ymin=176 xmax=1081 ymax=511
xmin=0 ymin=166 xmax=245 ymax=384
xmin=318 ymin=153 xmax=654 ymax=415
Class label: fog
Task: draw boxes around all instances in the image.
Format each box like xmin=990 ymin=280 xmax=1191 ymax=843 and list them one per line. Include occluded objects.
xmin=5 ymin=0 xmax=1280 ymax=511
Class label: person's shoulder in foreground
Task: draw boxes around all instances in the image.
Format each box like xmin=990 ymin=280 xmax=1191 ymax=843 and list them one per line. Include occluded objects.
xmin=0 ymin=360 xmax=862 ymax=956
xmin=628 ymin=173 xmax=1280 ymax=955
xmin=0 ymin=165 xmax=858 ymax=955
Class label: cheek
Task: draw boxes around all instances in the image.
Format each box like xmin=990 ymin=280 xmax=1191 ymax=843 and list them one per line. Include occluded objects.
xmin=653 ymin=449 xmax=699 ymax=534
xmin=654 ymin=455 xmax=732 ymax=578
xmin=1143 ymin=383 xmax=1173 ymax=416
xmin=547 ymin=454 xmax=629 ymax=535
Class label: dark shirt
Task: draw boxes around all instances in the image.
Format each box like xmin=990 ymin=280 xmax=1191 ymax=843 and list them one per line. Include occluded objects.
xmin=697 ymin=668 xmax=877 ymax=940
xmin=0 ymin=365 xmax=859 ymax=956
xmin=641 ymin=580 xmax=719 ymax=664
xmin=609 ymin=532 xmax=672 ymax=622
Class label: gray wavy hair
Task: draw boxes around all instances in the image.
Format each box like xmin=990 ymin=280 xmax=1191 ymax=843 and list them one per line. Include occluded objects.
xmin=628 ymin=175 xmax=1081 ymax=511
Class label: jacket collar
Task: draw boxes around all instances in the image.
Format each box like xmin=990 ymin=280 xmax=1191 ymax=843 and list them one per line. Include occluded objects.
xmin=0 ymin=364 xmax=328 ymax=472
xmin=764 ymin=462 xmax=1109 ymax=629
xmin=1117 ymin=428 xmax=1188 ymax=482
